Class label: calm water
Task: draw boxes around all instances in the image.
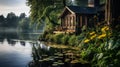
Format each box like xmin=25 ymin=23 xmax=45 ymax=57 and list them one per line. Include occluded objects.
xmin=0 ymin=31 xmax=89 ymax=67
xmin=0 ymin=31 xmax=41 ymax=67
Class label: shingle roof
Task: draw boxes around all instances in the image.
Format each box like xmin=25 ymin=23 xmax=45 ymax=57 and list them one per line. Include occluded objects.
xmin=67 ymin=6 xmax=97 ymax=14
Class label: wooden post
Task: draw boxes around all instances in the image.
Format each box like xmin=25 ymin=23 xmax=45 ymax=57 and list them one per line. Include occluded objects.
xmin=105 ymin=0 xmax=111 ymax=25
xmin=80 ymin=16 xmax=82 ymax=27
xmin=85 ymin=16 xmax=87 ymax=26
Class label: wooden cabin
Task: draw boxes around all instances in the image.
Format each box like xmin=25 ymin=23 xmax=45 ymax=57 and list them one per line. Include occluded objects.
xmin=54 ymin=0 xmax=120 ymax=34
xmin=54 ymin=0 xmax=106 ymax=34
xmin=58 ymin=6 xmax=97 ymax=34
xmin=54 ymin=0 xmax=105 ymax=34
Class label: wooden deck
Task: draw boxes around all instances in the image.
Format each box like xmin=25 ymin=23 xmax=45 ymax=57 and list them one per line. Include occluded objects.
xmin=54 ymin=26 xmax=76 ymax=34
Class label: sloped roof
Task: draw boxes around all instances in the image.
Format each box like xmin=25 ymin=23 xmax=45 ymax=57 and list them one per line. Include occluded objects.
xmin=67 ymin=6 xmax=97 ymax=14
xmin=59 ymin=6 xmax=97 ymax=18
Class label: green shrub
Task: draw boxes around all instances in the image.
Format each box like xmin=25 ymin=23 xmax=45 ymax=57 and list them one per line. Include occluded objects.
xmin=53 ymin=33 xmax=64 ymax=44
xmin=44 ymin=34 xmax=51 ymax=41
xmin=61 ymin=34 xmax=70 ymax=45
xmin=81 ymin=45 xmax=96 ymax=61
xmin=48 ymin=34 xmax=54 ymax=42
xmin=68 ymin=35 xmax=78 ymax=46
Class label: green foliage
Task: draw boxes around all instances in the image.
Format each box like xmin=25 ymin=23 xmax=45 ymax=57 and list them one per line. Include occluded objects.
xmin=18 ymin=18 xmax=31 ymax=32
xmin=45 ymin=22 xmax=55 ymax=33
xmin=0 ymin=12 xmax=30 ymax=29
xmin=45 ymin=34 xmax=54 ymax=42
xmin=81 ymin=45 xmax=96 ymax=61
xmin=61 ymin=34 xmax=69 ymax=45
xmin=53 ymin=33 xmax=64 ymax=44
xmin=6 ymin=12 xmax=19 ymax=27
xmin=79 ymin=24 xmax=120 ymax=67
xmin=68 ymin=35 xmax=78 ymax=46
xmin=26 ymin=0 xmax=64 ymax=25
xmin=42 ymin=33 xmax=82 ymax=46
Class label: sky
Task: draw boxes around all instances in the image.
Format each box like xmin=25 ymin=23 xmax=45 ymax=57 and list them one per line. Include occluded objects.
xmin=0 ymin=0 xmax=30 ymax=17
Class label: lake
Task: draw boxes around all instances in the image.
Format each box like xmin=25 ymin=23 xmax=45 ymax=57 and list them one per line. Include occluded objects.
xmin=0 ymin=31 xmax=41 ymax=67
xmin=0 ymin=31 xmax=90 ymax=67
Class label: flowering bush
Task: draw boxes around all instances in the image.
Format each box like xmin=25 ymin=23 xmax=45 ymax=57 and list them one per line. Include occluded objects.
xmin=83 ymin=25 xmax=111 ymax=44
xmin=80 ymin=25 xmax=120 ymax=66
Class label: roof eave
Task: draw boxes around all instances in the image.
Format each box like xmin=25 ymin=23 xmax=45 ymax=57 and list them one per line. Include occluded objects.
xmin=59 ymin=6 xmax=75 ymax=18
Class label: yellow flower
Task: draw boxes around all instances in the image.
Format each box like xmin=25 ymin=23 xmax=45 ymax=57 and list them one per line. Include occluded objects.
xmin=101 ymin=26 xmax=109 ymax=33
xmin=84 ymin=39 xmax=90 ymax=43
xmin=90 ymin=34 xmax=97 ymax=40
xmin=89 ymin=31 xmax=95 ymax=35
xmin=98 ymin=34 xmax=106 ymax=39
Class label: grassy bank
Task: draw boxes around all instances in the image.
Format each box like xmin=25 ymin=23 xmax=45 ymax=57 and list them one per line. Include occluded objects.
xmin=38 ymin=24 xmax=120 ymax=67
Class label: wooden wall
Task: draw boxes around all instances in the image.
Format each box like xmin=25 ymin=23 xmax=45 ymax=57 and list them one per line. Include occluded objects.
xmin=61 ymin=11 xmax=76 ymax=32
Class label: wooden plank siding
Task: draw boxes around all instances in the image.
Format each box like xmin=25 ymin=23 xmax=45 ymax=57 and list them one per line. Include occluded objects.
xmin=79 ymin=16 xmax=82 ymax=27
xmin=75 ymin=14 xmax=88 ymax=34
xmin=60 ymin=11 xmax=76 ymax=33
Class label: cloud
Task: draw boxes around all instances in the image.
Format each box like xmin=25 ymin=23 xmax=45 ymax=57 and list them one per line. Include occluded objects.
xmin=0 ymin=0 xmax=30 ymax=17
xmin=0 ymin=0 xmax=26 ymax=6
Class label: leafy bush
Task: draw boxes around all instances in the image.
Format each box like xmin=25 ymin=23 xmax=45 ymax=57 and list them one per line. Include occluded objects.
xmin=79 ymin=25 xmax=120 ymax=67
xmin=53 ymin=33 xmax=64 ymax=44
xmin=68 ymin=35 xmax=78 ymax=46
xmin=81 ymin=45 xmax=97 ymax=61
xmin=61 ymin=34 xmax=70 ymax=45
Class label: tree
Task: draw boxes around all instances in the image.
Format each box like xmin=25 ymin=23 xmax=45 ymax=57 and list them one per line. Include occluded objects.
xmin=74 ymin=0 xmax=88 ymax=6
xmin=6 ymin=12 xmax=18 ymax=27
xmin=19 ymin=13 xmax=26 ymax=19
xmin=26 ymin=0 xmax=73 ymax=24
xmin=0 ymin=15 xmax=5 ymax=26
xmin=18 ymin=17 xmax=31 ymax=32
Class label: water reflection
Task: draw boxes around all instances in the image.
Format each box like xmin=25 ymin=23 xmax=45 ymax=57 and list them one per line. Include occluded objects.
xmin=0 ymin=31 xmax=41 ymax=42
xmin=0 ymin=38 xmax=32 ymax=67
xmin=0 ymin=31 xmax=41 ymax=67
xmin=20 ymin=41 xmax=26 ymax=46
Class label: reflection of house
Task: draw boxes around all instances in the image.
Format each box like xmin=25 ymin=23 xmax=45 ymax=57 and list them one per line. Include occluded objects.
xmin=56 ymin=0 xmax=104 ymax=34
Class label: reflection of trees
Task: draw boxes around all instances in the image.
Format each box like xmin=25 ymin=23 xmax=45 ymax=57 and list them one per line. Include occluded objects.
xmin=20 ymin=41 xmax=26 ymax=46
xmin=0 ymin=32 xmax=19 ymax=45
xmin=31 ymin=43 xmax=56 ymax=61
xmin=7 ymin=39 xmax=16 ymax=46
xmin=0 ymin=32 xmax=19 ymax=39
xmin=0 ymin=39 xmax=4 ymax=43
xmin=0 ymin=15 xmax=5 ymax=27
xmin=0 ymin=32 xmax=4 ymax=43
xmin=18 ymin=33 xmax=39 ymax=40
xmin=18 ymin=33 xmax=30 ymax=40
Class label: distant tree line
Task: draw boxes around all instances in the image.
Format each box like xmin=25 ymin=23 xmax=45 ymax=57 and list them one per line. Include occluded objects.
xmin=0 ymin=12 xmax=44 ymax=33
xmin=0 ymin=12 xmax=26 ymax=28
